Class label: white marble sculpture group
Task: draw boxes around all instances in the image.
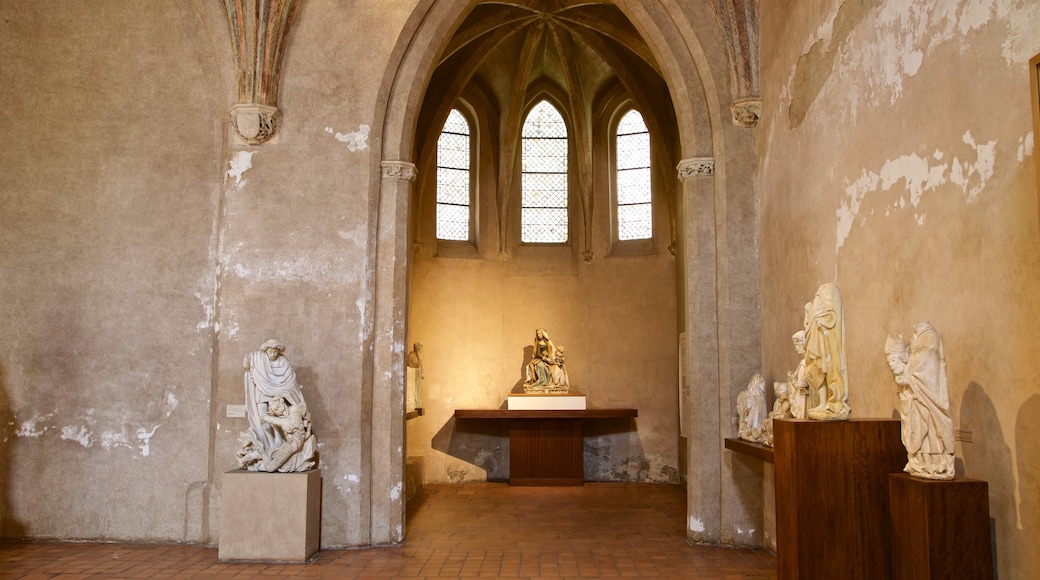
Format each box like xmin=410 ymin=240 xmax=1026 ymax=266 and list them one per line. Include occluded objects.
xmin=739 ymin=283 xmax=851 ymax=446
xmin=237 ymin=339 xmax=318 ymax=473
xmin=523 ymin=328 xmax=570 ymax=392
xmin=736 ymin=283 xmax=957 ymax=480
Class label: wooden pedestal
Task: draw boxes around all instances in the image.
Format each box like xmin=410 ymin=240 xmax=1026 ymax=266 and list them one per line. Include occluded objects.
xmin=509 ymin=418 xmax=584 ymax=485
xmin=888 ymin=474 xmax=993 ymax=580
xmin=454 ymin=409 xmax=637 ymax=486
xmin=773 ymin=418 xmax=905 ymax=580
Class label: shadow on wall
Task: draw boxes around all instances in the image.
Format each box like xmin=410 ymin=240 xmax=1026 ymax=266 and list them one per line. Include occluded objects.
xmin=0 ymin=362 xmax=28 ymax=537
xmin=959 ymin=381 xmax=1013 ymax=578
xmin=1015 ymin=394 xmax=1040 ymax=575
xmin=509 ymin=345 xmax=533 ymax=394
xmin=431 ymin=417 xmax=509 ymax=481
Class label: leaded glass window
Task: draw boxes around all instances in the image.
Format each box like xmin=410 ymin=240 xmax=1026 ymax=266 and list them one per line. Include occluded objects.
xmin=521 ymin=100 xmax=568 ymax=244
xmin=616 ymin=109 xmax=652 ymax=241
xmin=436 ymin=109 xmax=471 ymax=241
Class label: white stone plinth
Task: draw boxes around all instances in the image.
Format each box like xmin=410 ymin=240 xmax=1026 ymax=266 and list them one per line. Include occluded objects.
xmin=219 ymin=469 xmax=321 ymax=562
xmin=508 ymin=394 xmax=587 ymax=410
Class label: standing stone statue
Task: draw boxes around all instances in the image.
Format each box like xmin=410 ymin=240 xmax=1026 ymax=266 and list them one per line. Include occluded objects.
xmin=237 ymin=339 xmax=318 ymax=472
xmin=885 ymin=322 xmax=955 ymax=480
xmin=736 ymin=373 xmax=768 ymax=443
xmin=786 ymin=330 xmax=815 ymax=419
xmin=802 ymin=283 xmax=851 ymax=421
xmin=406 ymin=342 xmax=425 ymax=410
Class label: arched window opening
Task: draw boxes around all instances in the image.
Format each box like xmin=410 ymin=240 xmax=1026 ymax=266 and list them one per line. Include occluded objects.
xmin=616 ymin=109 xmax=651 ymax=241
xmin=521 ymin=100 xmax=568 ymax=244
xmin=436 ymin=108 xmax=472 ymax=241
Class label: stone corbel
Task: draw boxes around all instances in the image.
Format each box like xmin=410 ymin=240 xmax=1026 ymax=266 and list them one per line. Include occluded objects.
xmin=676 ymin=157 xmax=715 ymax=182
xmin=381 ymin=161 xmax=418 ymax=182
xmin=230 ymin=103 xmax=279 ymax=146
xmin=730 ymin=97 xmax=761 ymax=128
xmin=223 ymin=0 xmax=300 ymax=145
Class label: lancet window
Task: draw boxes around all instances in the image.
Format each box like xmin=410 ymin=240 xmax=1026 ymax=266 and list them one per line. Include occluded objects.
xmin=436 ymin=108 xmax=472 ymax=241
xmin=615 ymin=109 xmax=652 ymax=241
xmin=521 ymin=100 xmax=569 ymax=244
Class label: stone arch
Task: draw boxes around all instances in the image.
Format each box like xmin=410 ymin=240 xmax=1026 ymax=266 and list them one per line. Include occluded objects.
xmin=368 ymin=0 xmax=761 ymax=546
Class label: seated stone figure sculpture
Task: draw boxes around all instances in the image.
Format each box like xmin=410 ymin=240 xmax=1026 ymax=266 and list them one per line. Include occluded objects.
xmin=885 ymin=322 xmax=955 ymax=480
xmin=762 ymin=380 xmax=793 ymax=447
xmin=736 ymin=373 xmax=768 ymax=443
xmin=523 ymin=328 xmax=569 ymax=392
xmin=237 ymin=339 xmax=318 ymax=472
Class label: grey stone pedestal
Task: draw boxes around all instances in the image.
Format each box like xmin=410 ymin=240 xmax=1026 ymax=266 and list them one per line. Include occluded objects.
xmin=218 ymin=469 xmax=321 ymax=562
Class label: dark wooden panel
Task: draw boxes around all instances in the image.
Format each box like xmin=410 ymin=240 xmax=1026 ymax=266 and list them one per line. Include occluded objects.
xmin=509 ymin=418 xmax=583 ymax=485
xmin=850 ymin=419 xmax=906 ymax=580
xmin=774 ymin=418 xmax=904 ymax=580
xmin=889 ymin=474 xmax=993 ymax=580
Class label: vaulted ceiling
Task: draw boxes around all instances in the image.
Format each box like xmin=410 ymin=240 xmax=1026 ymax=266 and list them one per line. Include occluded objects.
xmin=415 ymin=1 xmax=678 ymax=166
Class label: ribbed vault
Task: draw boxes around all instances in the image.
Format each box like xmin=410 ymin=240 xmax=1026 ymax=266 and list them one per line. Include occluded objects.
xmin=414 ymin=0 xmax=680 ymax=258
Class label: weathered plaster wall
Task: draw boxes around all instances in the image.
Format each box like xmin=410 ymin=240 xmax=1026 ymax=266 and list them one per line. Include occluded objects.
xmin=759 ymin=0 xmax=1040 ymax=577
xmin=208 ymin=0 xmax=416 ymax=548
xmin=0 ymin=0 xmax=419 ymax=548
xmin=0 ymin=1 xmax=222 ymax=541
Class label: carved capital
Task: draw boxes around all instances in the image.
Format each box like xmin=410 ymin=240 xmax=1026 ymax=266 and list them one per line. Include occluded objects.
xmin=676 ymin=157 xmax=715 ymax=181
xmin=230 ymin=103 xmax=279 ymax=146
xmin=381 ymin=161 xmax=418 ymax=182
xmin=730 ymin=97 xmax=761 ymax=128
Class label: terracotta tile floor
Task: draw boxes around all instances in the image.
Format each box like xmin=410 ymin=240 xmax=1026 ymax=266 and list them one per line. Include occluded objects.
xmin=0 ymin=482 xmax=776 ymax=579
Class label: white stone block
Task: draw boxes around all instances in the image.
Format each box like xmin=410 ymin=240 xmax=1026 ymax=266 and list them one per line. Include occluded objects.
xmin=507 ymin=394 xmax=587 ymax=410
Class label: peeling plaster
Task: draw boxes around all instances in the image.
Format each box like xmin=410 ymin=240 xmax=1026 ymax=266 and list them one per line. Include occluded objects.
xmin=836 ymin=130 xmax=1000 ymax=250
xmin=789 ymin=0 xmax=1036 ymax=128
xmin=136 ymin=426 xmax=159 ymax=457
xmin=164 ymin=392 xmax=179 ymax=417
xmin=16 ymin=413 xmax=52 ymax=437
xmin=689 ymin=517 xmax=706 ymax=533
xmin=60 ymin=425 xmax=93 ymax=447
xmin=1019 ymin=132 xmax=1035 ymax=162
xmin=226 ymin=151 xmax=254 ymax=185
xmin=389 ymin=481 xmax=403 ymax=501
xmin=325 ymin=124 xmax=370 ymax=151
xmin=101 ymin=430 xmax=133 ymax=451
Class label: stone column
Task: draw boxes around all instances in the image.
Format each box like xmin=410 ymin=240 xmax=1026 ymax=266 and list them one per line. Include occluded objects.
xmin=369 ymin=160 xmax=416 ymax=543
xmin=676 ymin=157 xmax=722 ymax=543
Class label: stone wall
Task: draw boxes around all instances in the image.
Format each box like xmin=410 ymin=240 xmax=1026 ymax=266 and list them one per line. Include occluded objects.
xmin=758 ymin=1 xmax=1040 ymax=578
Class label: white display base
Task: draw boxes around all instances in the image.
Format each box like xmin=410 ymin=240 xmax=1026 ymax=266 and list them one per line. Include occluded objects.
xmin=508 ymin=394 xmax=587 ymax=410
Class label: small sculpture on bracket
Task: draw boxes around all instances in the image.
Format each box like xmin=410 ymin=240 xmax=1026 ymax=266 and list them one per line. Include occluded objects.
xmin=523 ymin=328 xmax=569 ymax=393
xmin=762 ymin=380 xmax=793 ymax=447
xmin=406 ymin=342 xmax=425 ymax=410
xmin=786 ymin=330 xmax=814 ymax=419
xmin=885 ymin=322 xmax=955 ymax=480
xmin=736 ymin=373 xmax=768 ymax=443
xmin=802 ymin=283 xmax=851 ymax=421
xmin=237 ymin=339 xmax=318 ymax=472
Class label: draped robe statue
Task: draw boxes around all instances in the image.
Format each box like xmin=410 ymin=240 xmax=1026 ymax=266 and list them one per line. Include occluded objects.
xmin=803 ymin=283 xmax=851 ymax=421
xmin=885 ymin=322 xmax=955 ymax=480
xmin=237 ymin=339 xmax=317 ymax=472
